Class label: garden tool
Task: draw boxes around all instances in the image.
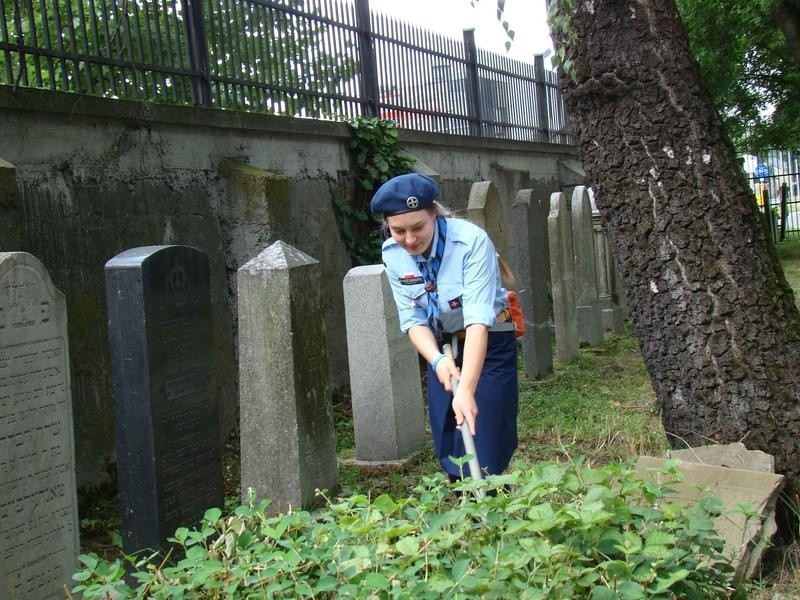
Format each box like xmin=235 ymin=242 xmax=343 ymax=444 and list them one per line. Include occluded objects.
xmin=443 ymin=341 xmax=485 ymax=501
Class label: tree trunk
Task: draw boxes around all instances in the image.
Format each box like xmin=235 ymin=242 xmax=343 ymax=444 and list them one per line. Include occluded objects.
xmin=553 ymin=0 xmax=800 ymax=493
xmin=772 ymin=0 xmax=800 ymax=71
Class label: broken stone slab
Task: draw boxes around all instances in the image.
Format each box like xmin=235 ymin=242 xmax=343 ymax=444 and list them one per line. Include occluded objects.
xmin=668 ymin=442 xmax=775 ymax=473
xmin=634 ymin=455 xmax=784 ymax=580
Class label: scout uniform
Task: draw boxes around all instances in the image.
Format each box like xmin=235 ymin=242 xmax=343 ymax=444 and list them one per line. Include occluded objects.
xmin=372 ymin=173 xmax=518 ymax=478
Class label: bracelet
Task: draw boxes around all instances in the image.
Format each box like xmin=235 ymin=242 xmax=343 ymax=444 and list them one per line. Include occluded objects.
xmin=431 ymin=353 xmax=446 ymax=370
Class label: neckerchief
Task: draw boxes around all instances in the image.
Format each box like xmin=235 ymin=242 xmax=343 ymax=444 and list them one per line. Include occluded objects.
xmin=416 ymin=216 xmax=447 ymax=342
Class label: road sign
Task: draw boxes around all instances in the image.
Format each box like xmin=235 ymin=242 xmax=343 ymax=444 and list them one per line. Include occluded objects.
xmin=755 ymin=163 xmax=770 ymax=178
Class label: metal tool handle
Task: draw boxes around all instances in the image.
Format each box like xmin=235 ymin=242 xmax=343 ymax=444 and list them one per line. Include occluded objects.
xmin=442 ymin=343 xmax=484 ymax=487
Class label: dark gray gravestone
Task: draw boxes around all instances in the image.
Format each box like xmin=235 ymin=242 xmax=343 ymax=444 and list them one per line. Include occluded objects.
xmin=105 ymin=245 xmax=223 ymax=554
xmin=509 ymin=190 xmax=553 ymax=379
xmin=0 ymin=252 xmax=79 ymax=600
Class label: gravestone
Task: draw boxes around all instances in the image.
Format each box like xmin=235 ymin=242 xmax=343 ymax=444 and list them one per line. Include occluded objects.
xmin=238 ymin=241 xmax=338 ymax=513
xmin=547 ymin=192 xmax=579 ymax=363
xmin=0 ymin=252 xmax=79 ymax=599
xmin=635 ymin=455 xmax=784 ymax=579
xmin=589 ymin=190 xmax=625 ymax=332
xmin=343 ymin=265 xmax=426 ymax=462
xmin=571 ymin=186 xmax=604 ymax=346
xmin=669 ymin=442 xmax=774 ymax=473
xmin=0 ymin=158 xmax=22 ymax=250
xmin=467 ymin=180 xmax=509 ymax=258
xmin=508 ymin=190 xmax=553 ymax=378
xmin=105 ymin=245 xmax=224 ymax=555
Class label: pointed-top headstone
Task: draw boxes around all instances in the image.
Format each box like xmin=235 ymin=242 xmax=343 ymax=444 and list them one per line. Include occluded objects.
xmin=571 ymin=186 xmax=604 ymax=346
xmin=240 ymin=239 xmax=318 ymax=272
xmin=548 ymin=192 xmax=579 ymax=363
xmin=238 ymin=241 xmax=338 ymax=513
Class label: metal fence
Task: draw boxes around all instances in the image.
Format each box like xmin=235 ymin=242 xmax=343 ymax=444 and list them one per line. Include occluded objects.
xmin=743 ymin=149 xmax=800 ymax=240
xmin=0 ymin=0 xmax=572 ymax=143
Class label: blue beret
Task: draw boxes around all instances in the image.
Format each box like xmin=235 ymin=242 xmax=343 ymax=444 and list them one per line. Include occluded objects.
xmin=370 ymin=173 xmax=440 ymax=217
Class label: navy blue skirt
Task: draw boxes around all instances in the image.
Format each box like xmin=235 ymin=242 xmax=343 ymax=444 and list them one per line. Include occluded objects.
xmin=427 ymin=330 xmax=518 ymax=478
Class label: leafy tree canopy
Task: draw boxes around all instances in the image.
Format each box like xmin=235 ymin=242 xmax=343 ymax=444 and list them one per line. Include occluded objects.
xmin=675 ymin=0 xmax=799 ymax=152
xmin=487 ymin=0 xmax=798 ymax=152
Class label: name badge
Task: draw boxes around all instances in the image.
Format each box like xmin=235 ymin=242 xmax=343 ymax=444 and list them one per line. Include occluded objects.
xmin=448 ymin=295 xmax=463 ymax=309
xmin=399 ymin=274 xmax=424 ymax=285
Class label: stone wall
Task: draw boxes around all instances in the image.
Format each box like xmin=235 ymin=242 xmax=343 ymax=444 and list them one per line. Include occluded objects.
xmin=0 ymin=84 xmax=581 ymax=485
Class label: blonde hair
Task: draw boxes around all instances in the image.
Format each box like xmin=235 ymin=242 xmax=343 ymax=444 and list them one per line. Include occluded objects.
xmin=498 ymin=255 xmax=516 ymax=288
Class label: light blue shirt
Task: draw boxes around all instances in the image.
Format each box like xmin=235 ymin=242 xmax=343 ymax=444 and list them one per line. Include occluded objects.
xmin=382 ymin=217 xmax=507 ymax=334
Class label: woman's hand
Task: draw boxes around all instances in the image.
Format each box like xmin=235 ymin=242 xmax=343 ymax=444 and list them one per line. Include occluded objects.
xmin=452 ymin=388 xmax=478 ymax=436
xmin=434 ymin=355 xmax=460 ymax=392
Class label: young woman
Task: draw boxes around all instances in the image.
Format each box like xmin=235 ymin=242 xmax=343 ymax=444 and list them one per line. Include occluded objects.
xmin=371 ymin=172 xmax=518 ymax=480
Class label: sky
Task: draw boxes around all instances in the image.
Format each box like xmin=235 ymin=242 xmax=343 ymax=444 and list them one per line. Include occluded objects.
xmin=367 ymin=0 xmax=555 ymax=66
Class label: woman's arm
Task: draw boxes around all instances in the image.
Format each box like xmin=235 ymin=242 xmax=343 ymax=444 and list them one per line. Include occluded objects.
xmin=451 ymin=323 xmax=487 ymax=436
xmin=408 ymin=325 xmax=460 ymax=392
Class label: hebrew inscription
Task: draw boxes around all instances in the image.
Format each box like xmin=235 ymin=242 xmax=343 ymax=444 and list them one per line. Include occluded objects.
xmin=0 ymin=253 xmax=78 ymax=600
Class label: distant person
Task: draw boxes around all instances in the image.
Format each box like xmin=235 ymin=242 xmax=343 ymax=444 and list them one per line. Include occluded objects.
xmin=371 ymin=173 xmax=518 ymax=481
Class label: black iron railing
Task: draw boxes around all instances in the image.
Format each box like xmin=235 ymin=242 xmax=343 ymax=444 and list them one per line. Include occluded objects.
xmin=0 ymin=0 xmax=572 ymax=143
xmin=744 ymin=149 xmax=800 ymax=239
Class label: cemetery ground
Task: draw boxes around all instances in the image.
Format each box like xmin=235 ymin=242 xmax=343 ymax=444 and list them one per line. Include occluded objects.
xmin=74 ymin=239 xmax=800 ymax=597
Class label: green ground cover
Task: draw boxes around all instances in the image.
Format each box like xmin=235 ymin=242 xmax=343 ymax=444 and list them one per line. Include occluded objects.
xmin=76 ymin=237 xmax=800 ymax=597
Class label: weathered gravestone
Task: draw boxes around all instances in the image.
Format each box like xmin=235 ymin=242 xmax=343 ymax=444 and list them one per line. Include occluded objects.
xmin=635 ymin=455 xmax=784 ymax=579
xmin=238 ymin=241 xmax=338 ymax=513
xmin=508 ymin=189 xmax=553 ymax=378
xmin=669 ymin=442 xmax=774 ymax=472
xmin=0 ymin=252 xmax=79 ymax=599
xmin=589 ymin=189 xmax=626 ymax=332
xmin=571 ymin=186 xmax=604 ymax=346
xmin=343 ymin=265 xmax=426 ymax=462
xmin=467 ymin=180 xmax=509 ymax=259
xmin=548 ymin=192 xmax=579 ymax=363
xmin=105 ymin=245 xmax=224 ymax=555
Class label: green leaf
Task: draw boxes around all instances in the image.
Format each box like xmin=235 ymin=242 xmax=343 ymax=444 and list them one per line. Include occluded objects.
xmin=373 ymin=494 xmax=400 ymax=515
xmin=203 ymin=507 xmax=222 ymax=522
xmin=314 ymin=576 xmax=339 ymax=592
xmin=184 ymin=545 xmax=208 ymax=561
xmin=590 ymin=586 xmax=617 ymax=600
xmin=78 ymin=554 xmax=99 ymax=570
xmin=364 ymin=572 xmax=390 ymax=590
xmin=428 ymin=574 xmax=454 ymax=592
xmin=452 ymin=558 xmax=471 ymax=580
xmin=395 ymin=536 xmax=420 ymax=556
xmin=616 ymin=581 xmax=646 ymax=599
xmin=644 ymin=530 xmax=677 ymax=547
xmin=652 ymin=568 xmax=691 ymax=592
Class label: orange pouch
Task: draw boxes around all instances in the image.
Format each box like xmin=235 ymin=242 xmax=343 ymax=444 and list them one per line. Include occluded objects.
xmin=507 ymin=290 xmax=525 ymax=338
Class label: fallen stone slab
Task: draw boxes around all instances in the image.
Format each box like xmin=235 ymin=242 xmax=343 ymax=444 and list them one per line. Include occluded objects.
xmin=634 ymin=455 xmax=784 ymax=579
xmin=669 ymin=442 xmax=775 ymax=473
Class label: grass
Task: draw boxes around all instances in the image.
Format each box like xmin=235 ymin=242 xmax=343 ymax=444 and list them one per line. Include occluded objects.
xmin=776 ymin=236 xmax=800 ymax=308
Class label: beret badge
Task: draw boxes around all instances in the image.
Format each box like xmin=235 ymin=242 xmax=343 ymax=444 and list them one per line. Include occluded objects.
xmin=406 ymin=196 xmax=419 ymax=209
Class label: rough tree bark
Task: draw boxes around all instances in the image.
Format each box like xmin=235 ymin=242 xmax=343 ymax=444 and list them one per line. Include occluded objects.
xmin=552 ymin=0 xmax=800 ymax=493
xmin=772 ymin=0 xmax=800 ymax=71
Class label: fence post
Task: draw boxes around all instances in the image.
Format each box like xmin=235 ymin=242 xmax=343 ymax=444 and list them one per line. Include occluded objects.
xmin=780 ymin=182 xmax=788 ymax=241
xmin=463 ymin=29 xmax=483 ymax=137
xmin=534 ymin=54 xmax=551 ymax=143
xmin=182 ymin=0 xmax=212 ymax=106
xmin=355 ymin=0 xmax=380 ymax=118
